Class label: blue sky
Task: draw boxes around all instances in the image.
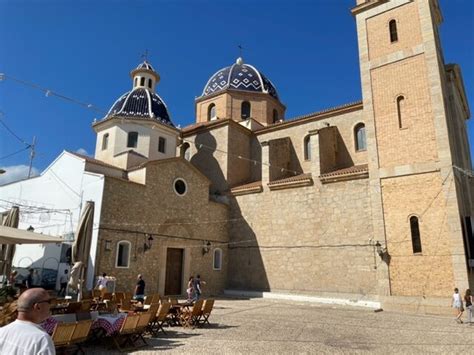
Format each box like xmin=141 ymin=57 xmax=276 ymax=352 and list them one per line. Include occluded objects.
xmin=0 ymin=0 xmax=473 ymax=184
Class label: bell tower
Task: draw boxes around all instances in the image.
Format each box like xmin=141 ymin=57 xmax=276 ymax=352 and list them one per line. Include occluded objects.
xmin=352 ymin=0 xmax=472 ymax=301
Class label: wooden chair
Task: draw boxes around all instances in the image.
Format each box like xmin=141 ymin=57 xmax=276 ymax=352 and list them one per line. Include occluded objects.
xmin=80 ymin=300 xmax=91 ymax=312
xmin=92 ymin=289 xmax=101 ymax=299
xmin=131 ymin=312 xmax=152 ymax=347
xmin=179 ymin=299 xmax=204 ymax=328
xmin=51 ymin=322 xmax=75 ymax=349
xmin=69 ymin=320 xmax=93 ymax=354
xmin=198 ymin=299 xmax=215 ymax=326
xmin=111 ymin=314 xmax=140 ymax=352
xmin=149 ymin=302 xmax=171 ymax=336
xmin=113 ymin=292 xmax=125 ymax=304
xmin=65 ymin=302 xmax=82 ymax=314
xmin=119 ymin=298 xmax=132 ymax=312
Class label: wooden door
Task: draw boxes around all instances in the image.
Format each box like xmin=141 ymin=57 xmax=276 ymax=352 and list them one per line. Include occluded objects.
xmin=165 ymin=248 xmax=183 ymax=295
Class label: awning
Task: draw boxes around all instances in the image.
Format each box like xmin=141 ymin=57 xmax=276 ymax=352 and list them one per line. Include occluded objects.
xmin=0 ymin=225 xmax=64 ymax=244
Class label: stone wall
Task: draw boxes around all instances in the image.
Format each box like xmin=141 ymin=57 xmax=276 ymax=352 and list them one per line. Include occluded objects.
xmin=381 ymin=172 xmax=455 ymax=297
xmin=228 ymin=178 xmax=376 ymax=298
xmin=95 ymin=158 xmax=229 ymax=297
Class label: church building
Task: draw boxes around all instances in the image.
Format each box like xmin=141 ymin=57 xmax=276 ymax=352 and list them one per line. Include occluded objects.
xmin=1 ymin=0 xmax=472 ymax=313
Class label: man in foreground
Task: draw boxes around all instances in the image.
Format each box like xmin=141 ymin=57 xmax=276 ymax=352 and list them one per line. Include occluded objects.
xmin=0 ymin=287 xmax=55 ymax=354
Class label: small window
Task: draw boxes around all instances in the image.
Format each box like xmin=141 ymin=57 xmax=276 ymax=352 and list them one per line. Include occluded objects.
xmin=148 ymin=79 xmax=152 ymax=89
xmin=140 ymin=77 xmax=145 ymax=86
xmin=304 ymin=135 xmax=311 ymax=161
xmin=174 ymin=178 xmax=187 ymax=196
xmin=241 ymin=101 xmax=251 ymax=119
xmin=127 ymin=132 xmax=138 ymax=148
xmin=102 ymin=133 xmax=109 ymax=150
xmin=208 ymin=104 xmax=216 ymax=121
xmin=273 ymin=109 xmax=279 ymax=123
xmin=158 ymin=137 xmax=166 ymax=153
xmin=116 ymin=241 xmax=131 ymax=268
xmin=355 ymin=123 xmax=367 ymax=151
xmin=182 ymin=142 xmax=191 ymax=160
xmin=134 ymin=78 xmax=138 ymax=87
xmin=213 ymin=248 xmax=222 ymax=270
xmin=389 ymin=20 xmax=398 ymax=43
xmin=410 ymin=216 xmax=422 ymax=253
xmin=396 ymin=95 xmax=405 ymax=129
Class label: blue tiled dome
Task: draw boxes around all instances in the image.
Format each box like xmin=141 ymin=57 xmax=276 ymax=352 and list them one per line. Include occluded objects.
xmin=105 ymin=88 xmax=174 ymax=127
xmin=202 ymin=58 xmax=279 ymax=100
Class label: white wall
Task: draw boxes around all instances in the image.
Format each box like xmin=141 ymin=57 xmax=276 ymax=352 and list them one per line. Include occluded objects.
xmin=0 ymin=151 xmax=105 ymax=290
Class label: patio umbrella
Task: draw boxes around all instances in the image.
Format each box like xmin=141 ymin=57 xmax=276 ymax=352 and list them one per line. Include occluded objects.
xmin=69 ymin=201 xmax=94 ymax=300
xmin=0 ymin=206 xmax=19 ymax=279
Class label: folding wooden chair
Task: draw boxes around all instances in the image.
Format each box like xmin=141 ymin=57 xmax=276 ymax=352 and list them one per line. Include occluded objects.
xmin=111 ymin=314 xmax=140 ymax=352
xmin=149 ymin=302 xmax=171 ymax=336
xmin=69 ymin=320 xmax=93 ymax=354
xmin=198 ymin=299 xmax=215 ymax=326
xmin=131 ymin=312 xmax=152 ymax=347
xmin=51 ymin=322 xmax=76 ymax=351
xmin=179 ymin=299 xmax=204 ymax=328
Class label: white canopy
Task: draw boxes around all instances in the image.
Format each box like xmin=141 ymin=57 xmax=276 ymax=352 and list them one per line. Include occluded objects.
xmin=0 ymin=225 xmax=64 ymax=244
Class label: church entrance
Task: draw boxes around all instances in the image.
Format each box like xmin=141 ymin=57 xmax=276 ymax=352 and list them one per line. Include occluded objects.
xmin=164 ymin=248 xmax=183 ymax=295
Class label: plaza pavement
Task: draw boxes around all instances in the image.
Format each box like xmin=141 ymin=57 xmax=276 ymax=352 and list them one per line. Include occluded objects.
xmin=86 ymin=297 xmax=474 ymax=354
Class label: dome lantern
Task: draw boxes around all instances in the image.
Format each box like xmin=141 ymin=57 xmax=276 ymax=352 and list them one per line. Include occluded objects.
xmin=130 ymin=61 xmax=160 ymax=92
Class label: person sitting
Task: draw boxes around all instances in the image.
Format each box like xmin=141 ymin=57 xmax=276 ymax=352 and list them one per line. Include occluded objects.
xmin=0 ymin=287 xmax=55 ymax=354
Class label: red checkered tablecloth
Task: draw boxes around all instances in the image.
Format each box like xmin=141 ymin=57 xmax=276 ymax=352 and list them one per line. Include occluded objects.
xmin=41 ymin=313 xmax=126 ymax=337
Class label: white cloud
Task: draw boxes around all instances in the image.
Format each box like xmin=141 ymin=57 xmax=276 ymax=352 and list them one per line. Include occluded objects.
xmin=0 ymin=165 xmax=40 ymax=186
xmin=75 ymin=148 xmax=89 ymax=156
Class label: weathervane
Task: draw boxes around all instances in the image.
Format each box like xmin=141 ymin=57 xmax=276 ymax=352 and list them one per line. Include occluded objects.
xmin=238 ymin=44 xmax=244 ymax=58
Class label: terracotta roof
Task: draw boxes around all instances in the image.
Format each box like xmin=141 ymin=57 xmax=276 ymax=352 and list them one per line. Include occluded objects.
xmin=268 ymin=173 xmax=313 ymax=187
xmin=230 ymin=180 xmax=263 ymax=195
xmin=319 ymin=164 xmax=369 ymax=183
xmin=255 ymin=101 xmax=363 ymax=134
xmin=68 ymin=151 xmax=125 ymax=171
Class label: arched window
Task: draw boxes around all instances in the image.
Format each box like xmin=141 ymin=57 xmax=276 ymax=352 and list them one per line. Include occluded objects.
xmin=102 ymin=133 xmax=109 ymax=150
xmin=389 ymin=20 xmax=398 ymax=43
xmin=355 ymin=123 xmax=367 ymax=151
xmin=410 ymin=216 xmax=422 ymax=253
xmin=396 ymin=95 xmax=405 ymax=129
xmin=140 ymin=77 xmax=145 ymax=86
xmin=273 ymin=109 xmax=279 ymax=123
xmin=148 ymin=79 xmax=152 ymax=89
xmin=304 ymin=135 xmax=311 ymax=161
xmin=208 ymin=104 xmax=216 ymax=121
xmin=241 ymin=101 xmax=251 ymax=119
xmin=127 ymin=131 xmax=138 ymax=148
xmin=116 ymin=241 xmax=131 ymax=268
xmin=134 ymin=78 xmax=138 ymax=87
xmin=181 ymin=142 xmax=191 ymax=160
xmin=213 ymin=248 xmax=222 ymax=270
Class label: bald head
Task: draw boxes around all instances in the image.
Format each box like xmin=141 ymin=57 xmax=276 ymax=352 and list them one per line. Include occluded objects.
xmin=17 ymin=288 xmax=49 ymax=312
xmin=17 ymin=288 xmax=51 ymax=323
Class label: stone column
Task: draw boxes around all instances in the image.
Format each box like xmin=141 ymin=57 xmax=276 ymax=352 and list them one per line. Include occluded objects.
xmin=308 ymin=129 xmax=320 ymax=178
xmin=260 ymin=141 xmax=270 ymax=188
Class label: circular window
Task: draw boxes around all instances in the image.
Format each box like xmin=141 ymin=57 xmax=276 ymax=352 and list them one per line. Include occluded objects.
xmin=174 ymin=178 xmax=187 ymax=196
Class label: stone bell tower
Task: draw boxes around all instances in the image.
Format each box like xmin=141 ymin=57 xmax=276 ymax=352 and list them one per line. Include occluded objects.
xmin=352 ymin=0 xmax=472 ymax=305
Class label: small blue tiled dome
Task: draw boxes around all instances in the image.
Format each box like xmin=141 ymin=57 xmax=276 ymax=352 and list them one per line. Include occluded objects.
xmin=202 ymin=57 xmax=279 ymax=100
xmin=105 ymin=88 xmax=174 ymax=127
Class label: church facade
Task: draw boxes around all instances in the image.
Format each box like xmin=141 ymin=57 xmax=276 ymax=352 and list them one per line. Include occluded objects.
xmin=1 ymin=0 xmax=472 ymax=313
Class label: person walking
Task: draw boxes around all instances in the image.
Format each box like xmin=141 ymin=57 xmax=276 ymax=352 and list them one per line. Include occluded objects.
xmin=464 ymin=289 xmax=472 ymax=324
xmin=96 ymin=273 xmax=108 ymax=299
xmin=193 ymin=274 xmax=206 ymax=301
xmin=58 ymin=269 xmax=69 ymax=297
xmin=134 ymin=274 xmax=145 ymax=303
xmin=25 ymin=269 xmax=35 ymax=289
xmin=452 ymin=287 xmax=464 ymax=323
xmin=186 ymin=276 xmax=194 ymax=302
xmin=0 ymin=287 xmax=55 ymax=354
